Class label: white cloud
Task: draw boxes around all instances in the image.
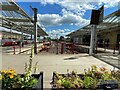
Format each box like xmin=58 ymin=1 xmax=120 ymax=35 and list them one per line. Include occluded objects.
xmin=99 ymin=0 xmax=119 ymax=8
xmin=37 ymin=14 xmax=61 ymax=26
xmin=48 ymin=28 xmax=74 ymax=38
xmin=37 ymin=13 xmax=90 ymax=27
xmin=59 ymin=2 xmax=97 ymax=16
xmin=40 ymin=0 xmax=119 ymax=17
xmin=40 ymin=0 xmax=59 ymax=5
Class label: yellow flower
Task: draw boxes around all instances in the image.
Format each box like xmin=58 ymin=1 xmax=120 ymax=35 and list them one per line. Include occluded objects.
xmin=9 ymin=75 xmax=14 ymax=79
xmin=1 ymin=70 xmax=7 ymax=73
xmin=7 ymin=68 xmax=17 ymax=75
xmin=13 ymin=73 xmax=17 ymax=76
xmin=8 ymin=68 xmax=14 ymax=72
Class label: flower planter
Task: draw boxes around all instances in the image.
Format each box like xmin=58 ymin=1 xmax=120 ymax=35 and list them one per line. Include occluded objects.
xmin=31 ymin=72 xmax=43 ymax=90
xmin=13 ymin=72 xmax=43 ymax=90
xmin=51 ymin=72 xmax=119 ymax=90
xmin=51 ymin=72 xmax=84 ymax=89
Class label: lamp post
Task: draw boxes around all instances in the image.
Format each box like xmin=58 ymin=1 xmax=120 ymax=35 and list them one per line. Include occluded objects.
xmin=30 ymin=7 xmax=38 ymax=54
xmin=30 ymin=5 xmax=38 ymax=54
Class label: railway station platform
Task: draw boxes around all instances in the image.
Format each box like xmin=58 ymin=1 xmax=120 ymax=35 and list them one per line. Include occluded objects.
xmin=1 ymin=41 xmax=119 ymax=88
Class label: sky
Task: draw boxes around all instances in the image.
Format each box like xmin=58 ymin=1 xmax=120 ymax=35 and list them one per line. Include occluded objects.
xmin=15 ymin=0 xmax=119 ymax=38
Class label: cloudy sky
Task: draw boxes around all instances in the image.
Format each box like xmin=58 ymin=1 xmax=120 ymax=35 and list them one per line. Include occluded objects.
xmin=16 ymin=0 xmax=119 ymax=38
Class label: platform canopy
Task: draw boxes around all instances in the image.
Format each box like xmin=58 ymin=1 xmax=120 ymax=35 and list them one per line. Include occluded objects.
xmin=0 ymin=0 xmax=48 ymax=36
xmin=67 ymin=9 xmax=120 ymax=37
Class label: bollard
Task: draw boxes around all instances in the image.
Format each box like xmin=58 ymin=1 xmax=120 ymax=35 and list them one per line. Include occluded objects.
xmin=56 ymin=42 xmax=58 ymax=54
xmin=113 ymin=44 xmax=115 ymax=54
xmin=71 ymin=43 xmax=74 ymax=54
xmin=104 ymin=43 xmax=106 ymax=52
xmin=13 ymin=46 xmax=15 ymax=54
xmin=19 ymin=45 xmax=21 ymax=53
xmin=119 ymin=42 xmax=120 ymax=54
xmin=61 ymin=42 xmax=64 ymax=54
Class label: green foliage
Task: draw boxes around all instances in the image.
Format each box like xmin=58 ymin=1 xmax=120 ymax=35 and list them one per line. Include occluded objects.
xmin=59 ymin=36 xmax=64 ymax=41
xmin=62 ymin=79 xmax=71 ymax=88
xmin=52 ymin=66 xmax=120 ymax=89
xmin=53 ymin=71 xmax=83 ymax=89
xmin=19 ymin=46 xmax=38 ymax=88
xmin=19 ymin=75 xmax=38 ymax=89
xmin=83 ymin=76 xmax=98 ymax=89
xmin=83 ymin=76 xmax=92 ymax=88
xmin=34 ymin=62 xmax=38 ymax=74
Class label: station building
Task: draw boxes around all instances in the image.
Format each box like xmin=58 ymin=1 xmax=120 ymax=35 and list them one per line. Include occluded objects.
xmin=67 ymin=9 xmax=120 ymax=49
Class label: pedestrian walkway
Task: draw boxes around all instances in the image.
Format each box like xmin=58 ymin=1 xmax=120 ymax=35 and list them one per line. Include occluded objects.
xmin=2 ymin=43 xmax=43 ymax=54
xmin=2 ymin=53 xmax=119 ymax=88
xmin=94 ymin=53 xmax=120 ymax=69
xmin=75 ymin=44 xmax=119 ymax=54
xmin=2 ymin=41 xmax=120 ymax=88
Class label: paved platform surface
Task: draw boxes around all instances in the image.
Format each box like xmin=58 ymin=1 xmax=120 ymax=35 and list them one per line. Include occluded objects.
xmin=2 ymin=53 xmax=117 ymax=88
xmin=94 ymin=53 xmax=120 ymax=69
xmin=1 ymin=42 xmax=119 ymax=88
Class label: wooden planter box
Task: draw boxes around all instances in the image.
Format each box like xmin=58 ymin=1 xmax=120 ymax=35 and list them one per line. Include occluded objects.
xmin=51 ymin=72 xmax=118 ymax=90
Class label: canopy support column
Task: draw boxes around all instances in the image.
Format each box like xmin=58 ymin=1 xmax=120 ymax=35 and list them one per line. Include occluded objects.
xmin=89 ymin=25 xmax=97 ymax=55
xmin=33 ymin=8 xmax=38 ymax=54
xmin=21 ymin=27 xmax=24 ymax=47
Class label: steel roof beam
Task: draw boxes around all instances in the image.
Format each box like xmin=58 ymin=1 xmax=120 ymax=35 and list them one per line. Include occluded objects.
xmin=5 ymin=18 xmax=30 ymax=22
xmin=1 ymin=5 xmax=19 ymax=11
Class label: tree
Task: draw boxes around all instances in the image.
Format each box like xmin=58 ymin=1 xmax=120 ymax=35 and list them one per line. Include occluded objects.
xmin=59 ymin=36 xmax=64 ymax=41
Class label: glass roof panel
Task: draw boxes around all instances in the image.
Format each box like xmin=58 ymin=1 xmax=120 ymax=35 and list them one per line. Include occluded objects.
xmin=112 ymin=17 xmax=119 ymax=23
xmin=108 ymin=16 xmax=117 ymax=23
xmin=1 ymin=0 xmax=48 ymax=36
xmin=13 ymin=11 xmax=23 ymax=18
xmin=3 ymin=11 xmax=13 ymax=17
xmin=2 ymin=2 xmax=9 ymax=5
xmin=2 ymin=11 xmax=7 ymax=17
xmin=1 ymin=0 xmax=14 ymax=5
xmin=103 ymin=16 xmax=113 ymax=22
